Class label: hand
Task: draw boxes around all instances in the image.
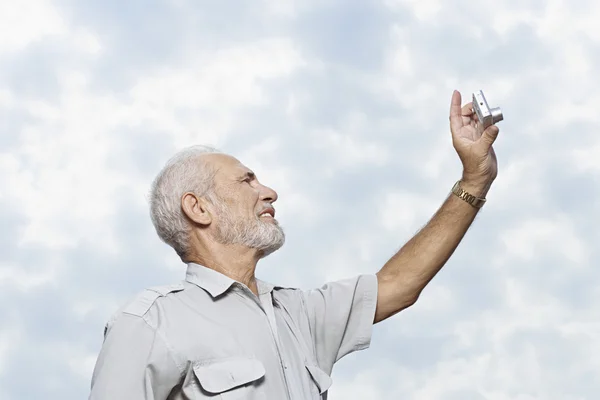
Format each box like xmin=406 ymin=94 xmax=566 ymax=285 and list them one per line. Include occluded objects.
xmin=449 ymin=90 xmax=500 ymax=188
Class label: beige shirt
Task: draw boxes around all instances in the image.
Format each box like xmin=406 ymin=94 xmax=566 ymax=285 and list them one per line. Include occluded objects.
xmin=89 ymin=263 xmax=378 ymax=399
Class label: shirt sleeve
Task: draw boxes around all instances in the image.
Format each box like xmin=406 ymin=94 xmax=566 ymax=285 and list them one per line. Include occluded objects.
xmin=89 ymin=313 xmax=182 ymax=400
xmin=301 ymin=274 xmax=378 ymax=374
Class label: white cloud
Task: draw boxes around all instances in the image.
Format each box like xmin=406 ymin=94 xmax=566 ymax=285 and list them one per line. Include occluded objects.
xmin=0 ymin=0 xmax=66 ymax=54
xmin=68 ymin=352 xmax=97 ymax=381
xmin=2 ymin=0 xmax=600 ymax=399
xmin=499 ymin=215 xmax=589 ymax=265
xmin=571 ymin=143 xmax=600 ymax=172
xmin=379 ymin=190 xmax=439 ymax=236
xmin=311 ymin=126 xmax=391 ymax=171
xmin=128 ymin=37 xmax=305 ymax=147
xmin=0 ymin=263 xmax=57 ymax=291
xmin=0 ymin=328 xmax=20 ymax=375
xmin=1 ymin=36 xmax=306 ymax=253
xmin=384 ymin=0 xmax=442 ymax=22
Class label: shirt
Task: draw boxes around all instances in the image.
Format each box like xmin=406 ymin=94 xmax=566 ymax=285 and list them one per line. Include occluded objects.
xmin=89 ymin=263 xmax=378 ymax=400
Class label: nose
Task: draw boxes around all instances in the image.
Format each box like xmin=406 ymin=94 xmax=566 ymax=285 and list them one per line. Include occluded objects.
xmin=260 ymin=184 xmax=278 ymax=203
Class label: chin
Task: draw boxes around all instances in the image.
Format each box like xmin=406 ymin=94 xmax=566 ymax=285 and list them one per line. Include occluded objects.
xmin=257 ymin=237 xmax=285 ymax=259
xmin=259 ymin=217 xmax=279 ymax=226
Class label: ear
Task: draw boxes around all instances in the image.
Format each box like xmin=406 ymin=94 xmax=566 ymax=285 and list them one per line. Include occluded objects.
xmin=181 ymin=192 xmax=212 ymax=226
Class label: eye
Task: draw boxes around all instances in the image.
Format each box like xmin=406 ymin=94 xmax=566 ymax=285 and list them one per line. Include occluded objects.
xmin=241 ymin=172 xmax=256 ymax=184
xmin=241 ymin=177 xmax=254 ymax=185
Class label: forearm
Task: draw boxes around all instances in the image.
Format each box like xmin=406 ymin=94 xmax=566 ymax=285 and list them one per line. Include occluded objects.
xmin=374 ymin=178 xmax=490 ymax=322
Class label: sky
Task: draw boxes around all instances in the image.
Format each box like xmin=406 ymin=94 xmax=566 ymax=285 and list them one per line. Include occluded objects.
xmin=1 ymin=0 xmax=599 ymax=399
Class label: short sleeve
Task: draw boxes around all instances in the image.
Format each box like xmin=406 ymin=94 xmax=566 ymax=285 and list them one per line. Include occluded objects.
xmin=89 ymin=313 xmax=182 ymax=400
xmin=302 ymin=274 xmax=378 ymax=374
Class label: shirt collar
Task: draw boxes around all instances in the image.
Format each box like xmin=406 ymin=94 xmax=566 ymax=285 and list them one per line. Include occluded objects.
xmin=185 ymin=263 xmax=236 ymax=297
xmin=185 ymin=262 xmax=276 ymax=297
xmin=256 ymin=279 xmax=275 ymax=295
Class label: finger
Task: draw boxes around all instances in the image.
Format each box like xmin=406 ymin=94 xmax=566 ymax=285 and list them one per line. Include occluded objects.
xmin=449 ymin=90 xmax=463 ymax=133
xmin=461 ymin=102 xmax=474 ymax=116
xmin=479 ymin=124 xmax=500 ymax=149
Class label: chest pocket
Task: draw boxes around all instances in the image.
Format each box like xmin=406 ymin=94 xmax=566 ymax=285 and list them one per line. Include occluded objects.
xmin=193 ymin=357 xmax=267 ymax=399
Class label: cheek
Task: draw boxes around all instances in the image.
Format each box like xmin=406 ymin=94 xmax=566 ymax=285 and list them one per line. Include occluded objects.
xmin=244 ymin=185 xmax=261 ymax=200
xmin=226 ymin=189 xmax=258 ymax=214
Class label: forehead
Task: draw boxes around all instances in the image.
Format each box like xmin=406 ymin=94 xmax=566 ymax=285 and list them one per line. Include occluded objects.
xmin=204 ymin=153 xmax=251 ymax=178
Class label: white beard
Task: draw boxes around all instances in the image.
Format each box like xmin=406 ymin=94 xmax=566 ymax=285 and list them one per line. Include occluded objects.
xmin=212 ymin=201 xmax=285 ymax=257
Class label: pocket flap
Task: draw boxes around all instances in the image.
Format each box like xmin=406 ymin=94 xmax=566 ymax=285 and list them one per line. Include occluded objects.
xmin=193 ymin=357 xmax=266 ymax=394
xmin=305 ymin=365 xmax=333 ymax=394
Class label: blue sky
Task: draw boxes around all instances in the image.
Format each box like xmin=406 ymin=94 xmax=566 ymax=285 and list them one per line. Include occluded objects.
xmin=1 ymin=0 xmax=599 ymax=399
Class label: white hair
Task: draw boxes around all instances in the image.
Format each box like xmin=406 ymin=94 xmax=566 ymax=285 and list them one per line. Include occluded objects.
xmin=149 ymin=145 xmax=221 ymax=257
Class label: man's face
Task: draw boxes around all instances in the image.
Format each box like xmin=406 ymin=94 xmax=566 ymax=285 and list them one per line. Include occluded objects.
xmin=205 ymin=154 xmax=285 ymax=257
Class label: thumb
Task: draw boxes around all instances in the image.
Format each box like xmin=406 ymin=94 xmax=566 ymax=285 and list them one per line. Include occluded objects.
xmin=480 ymin=125 xmax=500 ymax=149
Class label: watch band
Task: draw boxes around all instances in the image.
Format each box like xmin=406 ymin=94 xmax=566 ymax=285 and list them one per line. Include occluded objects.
xmin=451 ymin=180 xmax=486 ymax=208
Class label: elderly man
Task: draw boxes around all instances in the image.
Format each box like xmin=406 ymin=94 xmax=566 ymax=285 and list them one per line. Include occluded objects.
xmin=89 ymin=91 xmax=501 ymax=399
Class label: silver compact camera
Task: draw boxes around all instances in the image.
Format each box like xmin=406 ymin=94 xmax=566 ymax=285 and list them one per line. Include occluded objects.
xmin=472 ymin=90 xmax=503 ymax=129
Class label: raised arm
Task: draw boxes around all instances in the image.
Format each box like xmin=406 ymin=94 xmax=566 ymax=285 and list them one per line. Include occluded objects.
xmin=374 ymin=90 xmax=501 ymax=324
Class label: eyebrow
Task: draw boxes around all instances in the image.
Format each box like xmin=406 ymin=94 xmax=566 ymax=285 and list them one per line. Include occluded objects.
xmin=238 ymin=171 xmax=256 ymax=181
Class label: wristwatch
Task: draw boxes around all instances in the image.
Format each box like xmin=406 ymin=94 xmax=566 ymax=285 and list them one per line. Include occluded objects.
xmin=451 ymin=180 xmax=486 ymax=208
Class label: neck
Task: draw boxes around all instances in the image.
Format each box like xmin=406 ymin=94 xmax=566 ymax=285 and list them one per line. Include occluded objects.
xmin=184 ymin=242 xmax=262 ymax=295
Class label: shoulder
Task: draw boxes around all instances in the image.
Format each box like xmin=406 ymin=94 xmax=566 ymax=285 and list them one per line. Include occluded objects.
xmin=104 ymin=282 xmax=185 ymax=335
xmin=122 ymin=282 xmax=186 ymax=317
